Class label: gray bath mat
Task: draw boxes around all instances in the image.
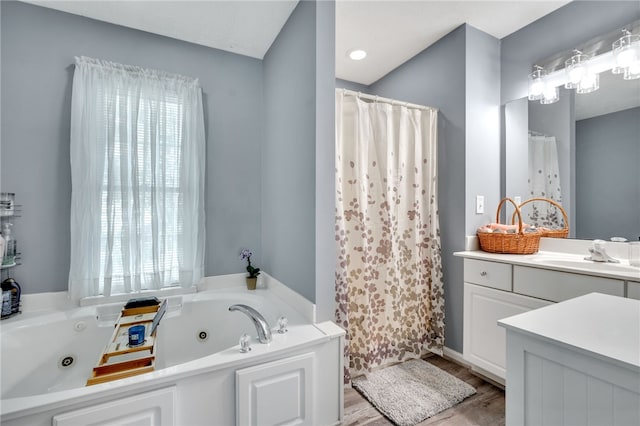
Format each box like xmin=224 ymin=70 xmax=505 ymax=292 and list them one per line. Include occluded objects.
xmin=351 ymin=358 xmax=476 ymax=426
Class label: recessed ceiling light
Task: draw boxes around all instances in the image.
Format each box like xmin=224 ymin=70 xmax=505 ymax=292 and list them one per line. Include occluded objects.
xmin=348 ymin=49 xmax=367 ymax=61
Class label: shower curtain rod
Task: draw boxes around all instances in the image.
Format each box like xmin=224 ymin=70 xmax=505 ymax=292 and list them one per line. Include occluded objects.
xmin=338 ymin=88 xmax=436 ymax=112
xmin=528 ymin=130 xmax=550 ymax=137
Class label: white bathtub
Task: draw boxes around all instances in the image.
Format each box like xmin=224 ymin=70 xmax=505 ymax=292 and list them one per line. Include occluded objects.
xmin=0 ymin=277 xmax=344 ymax=426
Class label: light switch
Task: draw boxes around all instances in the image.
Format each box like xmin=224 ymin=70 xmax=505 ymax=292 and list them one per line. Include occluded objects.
xmin=476 ymin=195 xmax=485 ymax=214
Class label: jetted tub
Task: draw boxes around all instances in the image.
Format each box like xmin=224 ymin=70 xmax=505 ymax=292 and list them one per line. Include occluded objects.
xmin=0 ymin=278 xmax=344 ymax=426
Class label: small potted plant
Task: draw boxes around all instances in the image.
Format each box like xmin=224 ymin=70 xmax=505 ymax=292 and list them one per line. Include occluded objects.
xmin=240 ymin=249 xmax=260 ymax=290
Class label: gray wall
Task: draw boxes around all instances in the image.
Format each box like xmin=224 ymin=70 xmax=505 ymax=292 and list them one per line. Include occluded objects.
xmin=367 ymin=24 xmax=501 ymax=353
xmin=314 ymin=0 xmax=337 ymax=322
xmin=575 ymin=107 xmax=640 ymax=241
xmin=262 ymin=0 xmax=317 ymax=303
xmin=369 ymin=26 xmax=467 ymax=352
xmin=335 ymin=78 xmax=369 ymax=92
xmin=505 ymin=97 xmax=529 ymax=202
xmin=1 ymin=1 xmax=264 ymax=293
xmin=464 ymin=26 xmax=501 ymax=234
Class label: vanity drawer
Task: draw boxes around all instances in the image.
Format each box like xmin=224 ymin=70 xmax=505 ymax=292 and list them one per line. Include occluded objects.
xmin=513 ymin=266 xmax=624 ymax=302
xmin=464 ymin=259 xmax=512 ymax=291
xmin=627 ymin=281 xmax=640 ymax=300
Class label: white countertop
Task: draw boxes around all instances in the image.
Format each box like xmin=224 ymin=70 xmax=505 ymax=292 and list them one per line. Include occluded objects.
xmin=454 ymin=249 xmax=640 ymax=281
xmin=498 ymin=293 xmax=640 ymax=370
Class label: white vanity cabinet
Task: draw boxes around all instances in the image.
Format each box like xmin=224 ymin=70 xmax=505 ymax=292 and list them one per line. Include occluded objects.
xmin=463 ymin=282 xmax=551 ymax=380
xmin=627 ymin=281 xmax=640 ymax=300
xmin=461 ymin=256 xmax=628 ymax=384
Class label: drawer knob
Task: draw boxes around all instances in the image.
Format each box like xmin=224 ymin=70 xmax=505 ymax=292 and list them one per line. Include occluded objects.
xmin=480 ymin=271 xmax=487 ymax=277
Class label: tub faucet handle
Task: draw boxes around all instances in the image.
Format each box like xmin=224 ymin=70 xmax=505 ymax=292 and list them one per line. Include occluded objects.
xmin=239 ymin=333 xmax=251 ymax=353
xmin=277 ymin=316 xmax=288 ymax=334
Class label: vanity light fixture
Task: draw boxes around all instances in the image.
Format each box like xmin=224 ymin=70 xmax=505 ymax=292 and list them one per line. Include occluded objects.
xmin=527 ymin=66 xmax=545 ymax=101
xmin=576 ymin=70 xmax=599 ymax=94
xmin=541 ymin=84 xmax=559 ymax=104
xmin=348 ymin=49 xmax=367 ymax=61
xmin=528 ymin=66 xmax=559 ymax=104
xmin=612 ymin=29 xmax=640 ymax=80
xmin=564 ymin=50 xmax=590 ymax=89
xmin=529 ymin=25 xmax=640 ymax=104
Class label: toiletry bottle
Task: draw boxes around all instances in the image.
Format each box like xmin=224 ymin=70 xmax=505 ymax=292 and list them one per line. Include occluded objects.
xmin=2 ymin=223 xmax=16 ymax=266
xmin=1 ymin=278 xmax=21 ymax=318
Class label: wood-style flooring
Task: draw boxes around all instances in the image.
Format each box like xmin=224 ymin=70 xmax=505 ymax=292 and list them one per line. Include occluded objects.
xmin=342 ymin=354 xmax=505 ymax=426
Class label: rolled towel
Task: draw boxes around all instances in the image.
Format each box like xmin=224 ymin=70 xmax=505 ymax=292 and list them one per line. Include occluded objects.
xmin=488 ymin=223 xmax=519 ymax=231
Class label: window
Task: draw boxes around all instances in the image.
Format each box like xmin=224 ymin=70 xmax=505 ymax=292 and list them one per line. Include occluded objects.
xmin=69 ymin=57 xmax=205 ymax=300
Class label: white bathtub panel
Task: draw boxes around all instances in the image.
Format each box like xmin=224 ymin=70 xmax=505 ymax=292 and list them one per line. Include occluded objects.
xmin=236 ymin=352 xmax=314 ymax=426
xmin=175 ymin=370 xmax=236 ymax=426
xmin=52 ymin=386 xmax=176 ymax=426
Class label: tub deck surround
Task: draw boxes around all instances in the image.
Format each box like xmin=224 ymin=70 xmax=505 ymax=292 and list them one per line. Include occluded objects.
xmin=0 ymin=275 xmax=345 ymax=425
xmin=8 ymin=272 xmax=316 ymax=324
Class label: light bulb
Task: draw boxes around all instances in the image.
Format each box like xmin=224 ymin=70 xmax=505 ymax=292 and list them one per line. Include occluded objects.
xmin=565 ymin=51 xmax=590 ymax=89
xmin=541 ymin=85 xmax=559 ymax=104
xmin=624 ymin=60 xmax=640 ymax=80
xmin=530 ymin=79 xmax=544 ymax=97
xmin=568 ymin=66 xmax=585 ymax=85
xmin=528 ymin=66 xmax=546 ymax=101
xmin=616 ymin=48 xmax=637 ymax=68
xmin=577 ymin=72 xmax=599 ymax=94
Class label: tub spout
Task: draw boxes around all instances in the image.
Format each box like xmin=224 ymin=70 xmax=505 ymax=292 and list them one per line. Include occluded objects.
xmin=228 ymin=304 xmax=272 ymax=343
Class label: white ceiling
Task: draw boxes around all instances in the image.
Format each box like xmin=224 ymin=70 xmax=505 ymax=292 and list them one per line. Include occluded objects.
xmin=25 ymin=0 xmax=571 ymax=85
xmin=24 ymin=0 xmax=300 ymax=60
xmin=336 ymin=0 xmax=571 ymax=85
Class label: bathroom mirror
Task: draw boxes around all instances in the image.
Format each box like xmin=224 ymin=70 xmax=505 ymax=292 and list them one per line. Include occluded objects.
xmin=504 ymin=72 xmax=640 ymax=241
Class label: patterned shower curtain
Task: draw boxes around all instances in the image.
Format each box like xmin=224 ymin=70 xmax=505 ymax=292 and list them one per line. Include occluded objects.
xmin=527 ymin=133 xmax=564 ymax=227
xmin=335 ymin=90 xmax=445 ymax=382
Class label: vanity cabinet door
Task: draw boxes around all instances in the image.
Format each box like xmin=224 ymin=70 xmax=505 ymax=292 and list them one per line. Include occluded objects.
xmin=628 ymin=281 xmax=640 ymax=300
xmin=463 ymin=283 xmax=551 ymax=382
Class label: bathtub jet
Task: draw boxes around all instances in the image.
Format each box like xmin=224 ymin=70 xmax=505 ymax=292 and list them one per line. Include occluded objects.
xmin=228 ymin=304 xmax=273 ymax=343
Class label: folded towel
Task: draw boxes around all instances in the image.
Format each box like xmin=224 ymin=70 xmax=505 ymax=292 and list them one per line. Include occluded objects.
xmin=478 ymin=222 xmax=533 ymax=234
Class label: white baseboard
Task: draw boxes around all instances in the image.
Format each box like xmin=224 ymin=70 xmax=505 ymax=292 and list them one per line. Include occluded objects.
xmin=442 ymin=347 xmax=505 ymax=387
xmin=442 ymin=346 xmax=468 ymax=367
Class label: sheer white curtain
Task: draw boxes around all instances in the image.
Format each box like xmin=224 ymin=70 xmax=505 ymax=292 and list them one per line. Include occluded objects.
xmin=69 ymin=56 xmax=205 ymax=300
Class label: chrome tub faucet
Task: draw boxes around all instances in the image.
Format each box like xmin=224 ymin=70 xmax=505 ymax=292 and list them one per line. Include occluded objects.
xmin=229 ymin=304 xmax=273 ymax=343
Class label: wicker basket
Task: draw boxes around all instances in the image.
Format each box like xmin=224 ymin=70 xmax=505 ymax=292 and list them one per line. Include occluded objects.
xmin=513 ymin=197 xmax=569 ymax=239
xmin=477 ymin=197 xmax=542 ymax=254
